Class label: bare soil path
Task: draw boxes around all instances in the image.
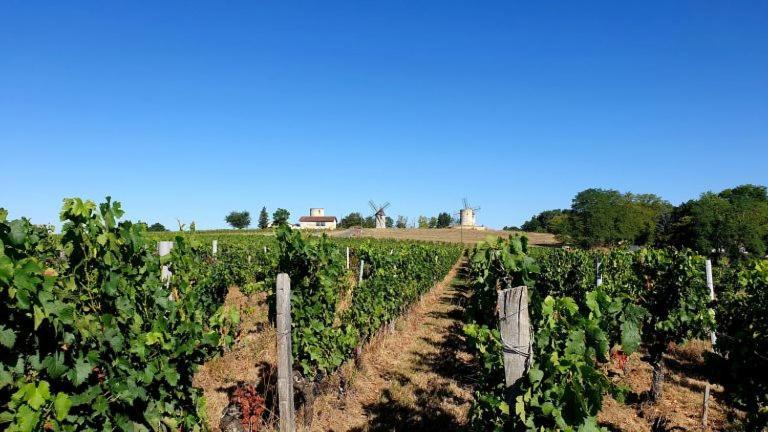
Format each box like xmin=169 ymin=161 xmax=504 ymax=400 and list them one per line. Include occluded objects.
xmin=310 ymin=261 xmax=475 ymax=432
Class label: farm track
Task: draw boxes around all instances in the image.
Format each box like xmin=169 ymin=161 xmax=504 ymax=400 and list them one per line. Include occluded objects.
xmin=310 ymin=260 xmax=476 ymax=432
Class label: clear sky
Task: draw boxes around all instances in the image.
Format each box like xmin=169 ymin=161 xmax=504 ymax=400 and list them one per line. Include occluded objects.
xmin=1 ymin=1 xmax=766 ymax=230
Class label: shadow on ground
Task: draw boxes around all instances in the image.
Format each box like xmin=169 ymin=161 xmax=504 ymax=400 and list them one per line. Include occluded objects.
xmin=349 ymin=268 xmax=475 ymax=432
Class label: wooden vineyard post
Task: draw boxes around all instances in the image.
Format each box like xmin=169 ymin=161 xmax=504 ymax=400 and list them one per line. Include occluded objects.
xmin=701 ymin=383 xmax=710 ymax=431
xmin=157 ymin=241 xmax=173 ymax=286
xmin=212 ymin=240 xmax=218 ymax=256
xmin=595 ymin=257 xmax=603 ymax=287
xmin=701 ymin=259 xmax=716 ymax=430
xmin=346 ymin=247 xmax=350 ymax=270
xmin=358 ymin=259 xmax=365 ymax=285
xmin=706 ymin=259 xmax=716 ymax=347
xmin=497 ymin=286 xmax=532 ymax=387
xmin=276 ymin=273 xmax=296 ymax=432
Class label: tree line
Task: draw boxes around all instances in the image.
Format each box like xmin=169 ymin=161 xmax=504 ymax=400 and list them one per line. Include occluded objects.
xmin=516 ymin=184 xmax=768 ymax=259
xmin=336 ymin=211 xmax=455 ymax=229
xmin=224 ymin=207 xmax=290 ymax=229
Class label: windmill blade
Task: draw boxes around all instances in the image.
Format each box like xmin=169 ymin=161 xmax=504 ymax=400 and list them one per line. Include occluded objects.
xmin=369 ymin=200 xmax=378 ymax=212
xmin=381 ymin=202 xmax=390 ymax=211
xmin=473 ymin=206 xmax=481 ymax=211
xmin=463 ymin=198 xmax=469 ymax=209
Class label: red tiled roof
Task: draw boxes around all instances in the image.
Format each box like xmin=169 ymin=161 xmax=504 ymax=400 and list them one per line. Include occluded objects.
xmin=299 ymin=216 xmax=337 ymax=223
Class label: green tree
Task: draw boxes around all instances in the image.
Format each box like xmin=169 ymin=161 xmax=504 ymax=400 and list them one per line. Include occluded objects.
xmin=428 ymin=217 xmax=438 ymax=228
xmin=272 ymin=208 xmax=290 ymax=226
xmin=417 ymin=216 xmax=429 ymax=229
xmin=225 ymin=211 xmax=251 ymax=229
xmin=660 ymin=184 xmax=768 ymax=258
xmin=566 ymin=189 xmax=671 ymax=247
xmin=521 ymin=209 xmax=568 ymax=233
xmin=258 ymin=206 xmax=269 ymax=229
xmin=339 ymin=212 xmax=365 ymax=228
xmin=385 ymin=216 xmax=394 ymax=228
xmin=395 ymin=215 xmax=408 ymax=229
xmin=147 ymin=222 xmax=167 ymax=232
xmin=363 ymin=216 xmax=376 ymax=228
xmin=436 ymin=212 xmax=452 ymax=228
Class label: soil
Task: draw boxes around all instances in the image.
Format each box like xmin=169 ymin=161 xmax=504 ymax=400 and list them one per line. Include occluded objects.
xmin=309 ymin=261 xmax=475 ymax=432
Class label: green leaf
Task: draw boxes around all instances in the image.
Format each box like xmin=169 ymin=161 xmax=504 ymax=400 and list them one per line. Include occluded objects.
xmin=15 ymin=405 xmax=40 ymax=432
xmin=27 ymin=381 xmax=51 ymax=410
xmin=70 ymin=357 xmax=91 ymax=386
xmin=54 ymin=392 xmax=72 ymax=421
xmin=0 ymin=326 xmax=16 ymax=348
xmin=620 ymin=321 xmax=641 ymax=354
xmin=33 ymin=306 xmax=45 ymax=330
xmin=8 ymin=220 xmax=27 ymax=245
xmin=498 ymin=401 xmax=509 ymax=415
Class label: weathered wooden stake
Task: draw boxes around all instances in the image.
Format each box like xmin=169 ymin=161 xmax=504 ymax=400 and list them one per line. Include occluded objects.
xmin=497 ymin=286 xmax=531 ymax=387
xmin=358 ymin=259 xmax=365 ymax=285
xmin=346 ymin=247 xmax=350 ymax=270
xmin=701 ymin=383 xmax=711 ymax=430
xmin=264 ymin=246 xmax=268 ymax=253
xmin=212 ymin=240 xmax=218 ymax=256
xmin=157 ymin=241 xmax=173 ymax=285
xmin=276 ymin=273 xmax=296 ymax=432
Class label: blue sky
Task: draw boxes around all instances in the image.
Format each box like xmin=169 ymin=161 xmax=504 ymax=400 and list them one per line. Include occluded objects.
xmin=1 ymin=1 xmax=766 ymax=229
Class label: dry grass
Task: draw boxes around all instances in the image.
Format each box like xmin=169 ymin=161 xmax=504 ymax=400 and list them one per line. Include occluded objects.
xmin=327 ymin=228 xmax=558 ymax=246
xmin=309 ymin=262 xmax=475 ymax=432
xmin=599 ymin=340 xmax=739 ymax=431
xmin=193 ymin=287 xmax=277 ymax=431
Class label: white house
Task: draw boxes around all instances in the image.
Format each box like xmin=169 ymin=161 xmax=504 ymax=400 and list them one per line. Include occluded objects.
xmin=298 ymin=208 xmax=337 ymax=230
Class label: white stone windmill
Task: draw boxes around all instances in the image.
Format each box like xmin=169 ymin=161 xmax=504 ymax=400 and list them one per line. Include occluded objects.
xmin=460 ymin=198 xmax=480 ymax=228
xmin=369 ymin=200 xmax=390 ymax=229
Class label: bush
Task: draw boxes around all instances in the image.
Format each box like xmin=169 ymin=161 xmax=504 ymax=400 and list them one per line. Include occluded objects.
xmin=0 ymin=198 xmax=237 ymax=431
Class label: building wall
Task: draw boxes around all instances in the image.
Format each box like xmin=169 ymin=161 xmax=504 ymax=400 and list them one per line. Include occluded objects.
xmin=310 ymin=208 xmax=325 ymax=217
xmin=298 ymin=220 xmax=337 ymax=230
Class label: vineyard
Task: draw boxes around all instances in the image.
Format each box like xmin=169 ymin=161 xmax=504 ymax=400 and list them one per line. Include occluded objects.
xmin=2 ymin=198 xmax=768 ymax=431
xmin=464 ymin=236 xmax=768 ymax=431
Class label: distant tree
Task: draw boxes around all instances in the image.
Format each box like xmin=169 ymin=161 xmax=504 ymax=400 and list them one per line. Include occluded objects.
xmin=147 ymin=222 xmax=167 ymax=232
xmin=189 ymin=221 xmax=196 ymax=233
xmin=339 ymin=212 xmax=365 ymax=228
xmin=225 ymin=211 xmax=251 ymax=229
xmin=395 ymin=215 xmax=408 ymax=229
xmin=418 ymin=216 xmax=429 ymax=229
xmin=428 ymin=217 xmax=438 ymax=229
xmin=566 ymin=189 xmax=671 ymax=247
xmin=436 ymin=212 xmax=452 ymax=228
xmin=272 ymin=208 xmax=290 ymax=226
xmin=363 ymin=216 xmax=376 ymax=228
xmin=258 ymin=206 xmax=270 ymax=229
xmin=659 ymin=184 xmax=768 ymax=258
xmin=502 ymin=226 xmax=519 ymax=231
xmin=521 ymin=209 xmax=568 ymax=233
xmin=385 ymin=216 xmax=394 ymax=228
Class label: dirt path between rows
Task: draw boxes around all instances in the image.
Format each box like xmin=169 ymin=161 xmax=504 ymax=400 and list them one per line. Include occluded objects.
xmin=310 ymin=261 xmax=475 ymax=432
